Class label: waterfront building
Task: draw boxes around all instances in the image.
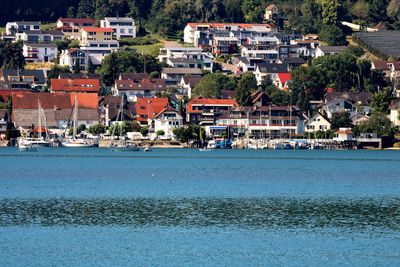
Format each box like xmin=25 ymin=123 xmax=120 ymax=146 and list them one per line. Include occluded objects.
xmin=153 ymin=105 xmax=183 ymax=138
xmin=322 ymin=92 xmax=372 ymax=119
xmin=389 ymin=99 xmax=400 ymax=126
xmin=112 ymin=78 xmax=166 ymax=102
xmin=305 ymin=112 xmax=331 ymax=133
xmin=186 ymin=98 xmax=237 ymax=125
xmin=99 ymin=96 xmax=135 ymax=127
xmin=135 ymin=98 xmax=169 ymax=128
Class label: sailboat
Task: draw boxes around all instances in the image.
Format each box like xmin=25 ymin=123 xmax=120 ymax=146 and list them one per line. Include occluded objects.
xmin=62 ymin=96 xmax=94 ymax=148
xmin=109 ymin=96 xmax=139 ymax=152
xmin=18 ymin=100 xmax=50 ymax=148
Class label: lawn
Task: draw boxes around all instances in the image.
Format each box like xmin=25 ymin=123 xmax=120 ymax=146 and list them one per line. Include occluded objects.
xmin=130 ymin=43 xmax=164 ymax=57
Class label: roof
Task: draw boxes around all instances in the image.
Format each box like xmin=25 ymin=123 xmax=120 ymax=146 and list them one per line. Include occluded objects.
xmin=135 ymin=98 xmax=169 ymax=122
xmin=325 ymin=92 xmax=373 ymax=106
xmin=23 ymin=30 xmax=64 ymax=36
xmin=51 ymin=79 xmax=100 ymax=93
xmin=0 ymin=109 xmax=9 ymax=120
xmin=318 ymin=46 xmax=347 ymax=54
xmin=335 ymin=129 xmax=353 ymax=134
xmin=103 ymin=17 xmax=134 ymax=22
xmin=154 ymin=105 xmax=179 ymax=119
xmin=282 ymin=57 xmax=306 ymax=65
xmin=99 ymin=96 xmax=135 ymax=121
xmin=24 ymin=42 xmax=57 ymax=48
xmin=372 ymin=60 xmax=390 ymax=70
xmin=13 ymin=21 xmax=41 ymax=25
xmin=82 ymin=27 xmax=114 ymax=33
xmin=58 ymin=18 xmax=94 ymax=24
xmin=169 ymin=58 xmax=198 ymax=64
xmin=12 ymin=92 xmax=98 ymax=110
xmin=266 ymin=4 xmax=277 ymax=11
xmin=59 ymin=73 xmax=101 ymax=79
xmin=389 ymin=100 xmax=400 ymax=110
xmin=1 ymin=69 xmax=46 ymax=84
xmin=187 ymin=23 xmax=277 ymax=30
xmin=187 ymin=98 xmax=237 ymax=113
xmin=120 ymin=73 xmax=150 ymax=81
xmin=182 ymin=76 xmax=203 ymax=87
xmin=115 ymin=78 xmax=166 ymax=91
xmin=162 ymin=68 xmax=203 ymax=75
xmin=277 ymin=73 xmax=291 ymax=84
xmin=256 ymin=63 xmax=289 ymax=73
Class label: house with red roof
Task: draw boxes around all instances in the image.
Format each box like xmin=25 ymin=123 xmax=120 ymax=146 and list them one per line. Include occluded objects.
xmin=56 ymin=18 xmax=94 ymax=39
xmin=186 ymin=98 xmax=237 ymax=125
xmin=113 ymin=77 xmax=167 ymax=101
xmin=274 ymin=73 xmax=291 ymax=90
xmin=50 ymin=78 xmax=100 ymax=94
xmin=12 ymin=92 xmax=99 ymax=132
xmin=135 ymin=98 xmax=169 ymax=127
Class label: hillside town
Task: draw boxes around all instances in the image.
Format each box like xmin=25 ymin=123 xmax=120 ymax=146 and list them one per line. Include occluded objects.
xmin=0 ymin=2 xmax=400 ymax=149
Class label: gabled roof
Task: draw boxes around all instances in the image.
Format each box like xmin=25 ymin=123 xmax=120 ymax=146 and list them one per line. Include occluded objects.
xmin=12 ymin=92 xmax=98 ymax=109
xmin=162 ymin=68 xmax=203 ymax=75
xmin=51 ymin=78 xmax=100 ymax=93
xmin=182 ymin=76 xmax=203 ymax=87
xmin=324 ymin=92 xmax=373 ymax=106
xmin=282 ymin=57 xmax=306 ymax=65
xmin=24 ymin=42 xmax=57 ymax=48
xmin=372 ymin=60 xmax=390 ymax=70
xmin=82 ymin=27 xmax=113 ymax=33
xmin=58 ymin=18 xmax=94 ymax=24
xmin=119 ymin=73 xmax=149 ymax=81
xmin=135 ymin=98 xmax=169 ymax=122
xmin=2 ymin=69 xmax=46 ymax=84
xmin=154 ymin=105 xmax=179 ymax=119
xmin=115 ymin=78 xmax=166 ymax=91
xmin=277 ymin=73 xmax=291 ymax=84
xmin=266 ymin=4 xmax=277 ymax=11
xmin=256 ymin=63 xmax=289 ymax=73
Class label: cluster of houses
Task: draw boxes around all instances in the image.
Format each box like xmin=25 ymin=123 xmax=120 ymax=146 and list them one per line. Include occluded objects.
xmin=0 ymin=5 xmax=399 ymax=143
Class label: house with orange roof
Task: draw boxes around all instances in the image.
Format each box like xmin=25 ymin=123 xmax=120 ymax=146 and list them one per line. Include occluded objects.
xmin=186 ymin=98 xmax=237 ymax=125
xmin=50 ymin=78 xmax=100 ymax=94
xmin=135 ymin=98 xmax=169 ymax=128
xmin=12 ymin=92 xmax=99 ymax=131
xmin=274 ymin=73 xmax=291 ymax=90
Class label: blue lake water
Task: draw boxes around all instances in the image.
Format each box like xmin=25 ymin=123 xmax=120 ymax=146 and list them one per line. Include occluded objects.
xmin=0 ymin=148 xmax=399 ymax=266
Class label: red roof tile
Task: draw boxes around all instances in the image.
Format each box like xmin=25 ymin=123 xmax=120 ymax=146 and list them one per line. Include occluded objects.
xmin=186 ymin=98 xmax=237 ymax=113
xmin=82 ymin=27 xmax=113 ymax=33
xmin=12 ymin=92 xmax=98 ymax=110
xmin=277 ymin=73 xmax=291 ymax=84
xmin=51 ymin=79 xmax=100 ymax=93
xmin=135 ymin=98 xmax=169 ymax=122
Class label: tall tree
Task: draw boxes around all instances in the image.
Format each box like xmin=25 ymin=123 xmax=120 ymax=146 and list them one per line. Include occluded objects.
xmin=235 ymin=72 xmax=257 ymax=106
xmin=241 ymin=0 xmax=263 ymax=23
xmin=77 ymin=0 xmax=95 ymax=18
xmin=321 ymin=0 xmax=342 ymax=25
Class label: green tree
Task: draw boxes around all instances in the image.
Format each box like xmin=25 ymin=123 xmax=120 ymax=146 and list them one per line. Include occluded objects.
xmin=47 ymin=65 xmax=71 ymax=81
xmin=371 ymin=89 xmax=392 ymax=114
xmin=156 ymin=130 xmax=165 ymax=136
xmin=368 ymin=0 xmax=389 ymax=24
xmin=321 ymin=0 xmax=342 ymax=25
xmin=0 ymin=41 xmax=25 ymax=69
xmin=88 ymin=123 xmax=106 ymax=135
xmin=298 ymin=0 xmax=322 ymax=34
xmin=77 ymin=0 xmax=95 ymax=18
xmin=173 ymin=126 xmax=193 ymax=143
xmin=67 ymin=6 xmax=76 ymax=18
xmin=331 ymin=112 xmax=352 ymax=129
xmin=241 ymin=0 xmax=263 ymax=23
xmin=140 ymin=127 xmax=149 ymax=136
xmin=318 ymin=25 xmax=347 ymax=46
xmin=354 ymin=112 xmax=396 ymax=137
xmin=193 ymin=74 xmax=222 ymax=98
xmin=235 ymin=72 xmax=257 ymax=106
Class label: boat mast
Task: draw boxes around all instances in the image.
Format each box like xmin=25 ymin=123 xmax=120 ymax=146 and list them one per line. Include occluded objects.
xmin=38 ymin=100 xmax=41 ymax=139
xmin=73 ymin=96 xmax=78 ymax=139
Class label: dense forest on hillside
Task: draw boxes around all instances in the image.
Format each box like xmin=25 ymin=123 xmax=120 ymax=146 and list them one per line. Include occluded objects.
xmin=1 ymin=0 xmax=400 ymax=38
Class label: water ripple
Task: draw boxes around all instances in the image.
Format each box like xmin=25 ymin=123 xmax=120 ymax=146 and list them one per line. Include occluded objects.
xmin=0 ymin=197 xmax=399 ymax=229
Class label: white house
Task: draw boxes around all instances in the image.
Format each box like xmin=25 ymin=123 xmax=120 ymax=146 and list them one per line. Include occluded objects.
xmin=389 ymin=100 xmax=400 ymax=126
xmin=241 ymin=46 xmax=279 ymax=62
xmin=56 ymin=18 xmax=94 ymax=39
xmin=158 ymin=46 xmax=214 ymax=72
xmin=254 ymin=63 xmax=289 ymax=85
xmin=59 ymin=48 xmax=90 ymax=72
xmin=23 ymin=43 xmax=58 ymax=63
xmin=305 ymin=112 xmax=331 ymax=133
xmin=15 ymin=30 xmax=64 ymax=42
xmin=100 ymin=17 xmax=136 ymax=40
xmin=6 ymin=21 xmax=41 ymax=36
xmin=334 ymin=128 xmax=354 ymax=141
xmin=79 ymin=40 xmax=120 ymax=65
xmin=178 ymin=76 xmax=203 ymax=98
xmin=161 ymin=68 xmax=203 ymax=85
xmin=154 ymin=106 xmax=183 ymax=138
xmin=322 ymin=92 xmax=372 ymax=119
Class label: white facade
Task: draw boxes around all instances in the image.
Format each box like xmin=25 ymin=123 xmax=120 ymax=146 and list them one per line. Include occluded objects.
xmin=16 ymin=31 xmax=64 ymax=42
xmin=241 ymin=47 xmax=279 ymax=61
xmin=158 ymin=47 xmax=213 ymax=72
xmin=154 ymin=109 xmax=183 ymax=137
xmin=59 ymin=49 xmax=90 ymax=72
xmin=100 ymin=17 xmax=136 ymax=40
xmin=80 ymin=40 xmax=120 ymax=65
xmin=6 ymin=21 xmax=41 ymax=35
xmin=305 ymin=113 xmax=331 ymax=133
xmin=23 ymin=43 xmax=57 ymax=63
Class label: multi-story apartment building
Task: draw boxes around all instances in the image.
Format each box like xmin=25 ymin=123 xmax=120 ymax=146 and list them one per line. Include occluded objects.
xmin=100 ymin=17 xmax=136 ymax=40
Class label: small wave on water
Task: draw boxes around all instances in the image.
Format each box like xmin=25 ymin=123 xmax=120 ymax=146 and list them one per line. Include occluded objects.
xmin=0 ymin=197 xmax=399 ymax=230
